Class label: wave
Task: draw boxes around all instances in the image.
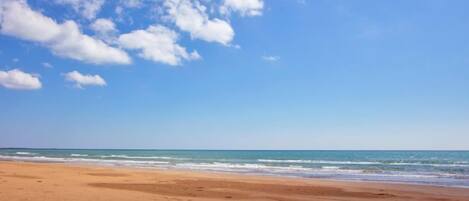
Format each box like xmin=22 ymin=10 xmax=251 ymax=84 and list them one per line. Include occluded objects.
xmin=386 ymin=162 xmax=469 ymax=167
xmin=70 ymin=154 xmax=88 ymax=157
xmin=15 ymin=152 xmax=37 ymax=155
xmin=430 ymin=164 xmax=469 ymax=168
xmin=173 ymin=162 xmax=442 ymax=177
xmin=257 ymin=159 xmax=381 ymax=165
xmin=98 ymin=155 xmax=178 ymax=160
xmin=2 ymin=154 xmax=468 ymax=187
xmin=175 ymin=162 xmax=315 ymax=172
xmin=0 ymin=155 xmax=360 ymax=175
xmin=322 ymin=166 xmax=341 ymax=170
xmin=257 ymin=159 xmax=469 ymax=167
xmin=0 ymin=155 xmax=170 ymax=166
xmin=174 ymin=162 xmax=370 ymax=174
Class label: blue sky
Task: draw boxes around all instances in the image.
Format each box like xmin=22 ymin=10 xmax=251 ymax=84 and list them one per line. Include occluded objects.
xmin=1 ymin=0 xmax=468 ymax=150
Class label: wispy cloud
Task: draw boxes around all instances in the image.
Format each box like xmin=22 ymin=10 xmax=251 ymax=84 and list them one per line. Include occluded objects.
xmin=90 ymin=18 xmax=118 ymax=44
xmin=262 ymin=55 xmax=280 ymax=62
xmin=42 ymin=62 xmax=53 ymax=68
xmin=54 ymin=0 xmax=105 ymax=20
xmin=220 ymin=0 xmax=264 ymax=17
xmin=297 ymin=0 xmax=307 ymax=5
xmin=64 ymin=71 xmax=106 ymax=88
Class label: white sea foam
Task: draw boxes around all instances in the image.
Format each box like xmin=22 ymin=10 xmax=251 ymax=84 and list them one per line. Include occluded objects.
xmin=70 ymin=154 xmax=88 ymax=157
xmin=175 ymin=162 xmax=328 ymax=173
xmin=1 ymin=153 xmax=468 ymax=188
xmin=173 ymin=163 xmax=463 ymax=180
xmin=174 ymin=162 xmax=376 ymax=177
xmin=257 ymin=159 xmax=381 ymax=165
xmin=386 ymin=162 xmax=469 ymax=167
xmin=15 ymin=152 xmax=36 ymax=155
xmin=322 ymin=166 xmax=340 ymax=170
xmin=0 ymin=155 xmax=170 ymax=166
xmin=430 ymin=164 xmax=469 ymax=167
xmin=177 ymin=162 xmax=271 ymax=169
xmin=98 ymin=155 xmax=176 ymax=160
xmin=257 ymin=159 xmax=469 ymax=167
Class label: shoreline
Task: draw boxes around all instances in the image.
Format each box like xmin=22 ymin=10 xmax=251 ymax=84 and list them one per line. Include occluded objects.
xmin=1 ymin=157 xmax=468 ymax=190
xmin=1 ymin=161 xmax=468 ymax=201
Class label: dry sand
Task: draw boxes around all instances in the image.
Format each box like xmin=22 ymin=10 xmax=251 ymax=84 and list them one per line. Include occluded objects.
xmin=0 ymin=161 xmax=467 ymax=201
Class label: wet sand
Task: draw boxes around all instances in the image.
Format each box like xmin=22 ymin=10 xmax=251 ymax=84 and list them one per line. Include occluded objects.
xmin=0 ymin=161 xmax=467 ymax=201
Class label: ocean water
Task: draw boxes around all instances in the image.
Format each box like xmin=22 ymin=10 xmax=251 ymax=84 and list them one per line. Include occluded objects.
xmin=1 ymin=149 xmax=468 ymax=187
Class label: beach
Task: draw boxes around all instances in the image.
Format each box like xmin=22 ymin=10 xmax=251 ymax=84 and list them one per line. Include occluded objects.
xmin=0 ymin=161 xmax=468 ymax=201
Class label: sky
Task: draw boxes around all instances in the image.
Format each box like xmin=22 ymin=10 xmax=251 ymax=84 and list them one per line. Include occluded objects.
xmin=0 ymin=0 xmax=468 ymax=150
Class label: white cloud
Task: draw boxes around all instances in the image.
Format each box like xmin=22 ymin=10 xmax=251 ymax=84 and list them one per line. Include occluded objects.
xmin=262 ymin=55 xmax=279 ymax=62
xmin=0 ymin=0 xmax=131 ymax=65
xmin=42 ymin=62 xmax=53 ymax=68
xmin=0 ymin=69 xmax=42 ymax=90
xmin=119 ymin=25 xmax=200 ymax=65
xmin=90 ymin=18 xmax=117 ymax=43
xmin=220 ymin=0 xmax=264 ymax=17
xmin=164 ymin=0 xmax=234 ymax=45
xmin=55 ymin=0 xmax=104 ymax=20
xmin=64 ymin=70 xmax=106 ymax=88
xmin=90 ymin=18 xmax=116 ymax=34
xmin=232 ymin=44 xmax=241 ymax=49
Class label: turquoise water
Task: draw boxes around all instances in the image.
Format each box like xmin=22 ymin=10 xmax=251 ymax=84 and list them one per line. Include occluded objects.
xmin=1 ymin=149 xmax=468 ymax=187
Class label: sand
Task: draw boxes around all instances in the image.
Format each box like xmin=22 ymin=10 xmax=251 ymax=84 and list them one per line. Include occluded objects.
xmin=0 ymin=161 xmax=467 ymax=201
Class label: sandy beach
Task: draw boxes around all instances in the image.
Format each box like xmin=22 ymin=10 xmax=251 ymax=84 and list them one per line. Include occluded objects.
xmin=0 ymin=161 xmax=467 ymax=201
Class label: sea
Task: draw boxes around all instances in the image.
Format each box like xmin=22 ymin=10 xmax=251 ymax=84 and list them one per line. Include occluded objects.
xmin=1 ymin=149 xmax=468 ymax=188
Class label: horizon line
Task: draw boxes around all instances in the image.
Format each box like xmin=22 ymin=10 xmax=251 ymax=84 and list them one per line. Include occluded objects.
xmin=1 ymin=147 xmax=468 ymax=151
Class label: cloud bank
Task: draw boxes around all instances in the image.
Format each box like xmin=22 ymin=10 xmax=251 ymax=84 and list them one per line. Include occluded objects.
xmin=0 ymin=0 xmax=131 ymax=65
xmin=0 ymin=0 xmax=266 ymax=68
